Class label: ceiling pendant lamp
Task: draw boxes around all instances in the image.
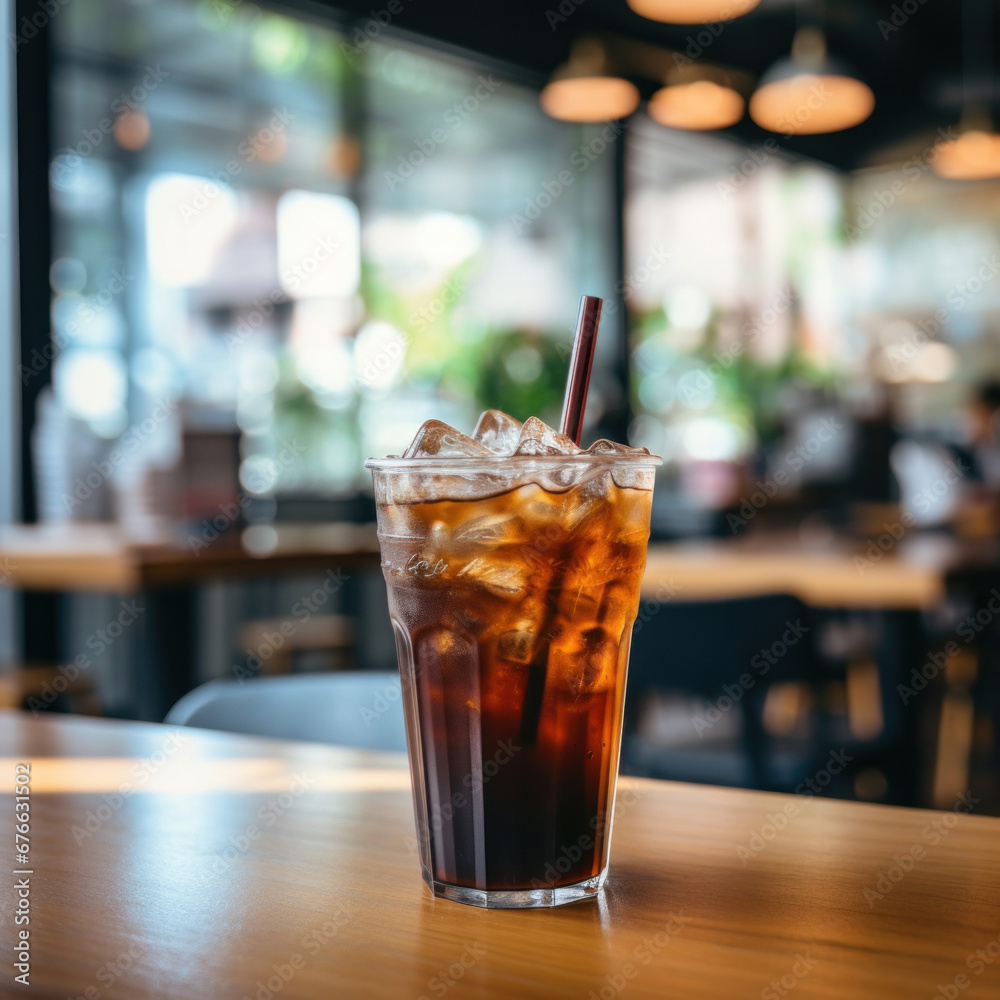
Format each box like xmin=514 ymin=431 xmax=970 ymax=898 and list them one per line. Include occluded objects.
xmin=931 ymin=0 xmax=1000 ymax=180
xmin=540 ymin=39 xmax=640 ymax=123
xmin=627 ymin=0 xmax=760 ymax=25
xmin=648 ymin=64 xmax=747 ymax=131
xmin=933 ymin=123 xmax=1000 ymax=180
xmin=749 ymin=26 xmax=874 ymax=135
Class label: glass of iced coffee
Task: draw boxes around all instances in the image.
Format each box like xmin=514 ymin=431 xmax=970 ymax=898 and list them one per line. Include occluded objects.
xmin=366 ymin=409 xmax=659 ymax=908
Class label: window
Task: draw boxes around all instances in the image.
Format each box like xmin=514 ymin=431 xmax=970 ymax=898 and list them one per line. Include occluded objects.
xmin=44 ymin=0 xmax=620 ymax=524
xmin=625 ymin=115 xmax=848 ymax=530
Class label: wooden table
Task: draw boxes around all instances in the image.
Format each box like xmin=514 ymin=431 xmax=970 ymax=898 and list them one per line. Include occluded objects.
xmin=0 ymin=523 xmax=381 ymax=719
xmin=642 ymin=536 xmax=957 ymax=609
xmin=0 ymin=523 xmax=964 ymax=607
xmin=4 ymin=711 xmax=998 ymax=999
xmin=0 ymin=521 xmax=380 ymax=592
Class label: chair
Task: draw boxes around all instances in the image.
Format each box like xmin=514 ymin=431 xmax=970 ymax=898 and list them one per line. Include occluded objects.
xmin=164 ymin=671 xmax=407 ymax=753
xmin=624 ymin=594 xmax=829 ymax=791
xmin=0 ymin=662 xmax=102 ymax=715
xmin=236 ymin=614 xmax=355 ymax=675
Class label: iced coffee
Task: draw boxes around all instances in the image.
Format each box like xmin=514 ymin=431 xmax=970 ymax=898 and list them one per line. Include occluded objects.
xmin=367 ymin=409 xmax=658 ymax=908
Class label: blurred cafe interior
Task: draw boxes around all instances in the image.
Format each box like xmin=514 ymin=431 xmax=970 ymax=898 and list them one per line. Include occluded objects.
xmin=7 ymin=0 xmax=1000 ymax=824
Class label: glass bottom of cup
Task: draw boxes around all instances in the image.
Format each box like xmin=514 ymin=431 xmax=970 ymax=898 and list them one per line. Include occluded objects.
xmin=423 ymin=868 xmax=607 ymax=909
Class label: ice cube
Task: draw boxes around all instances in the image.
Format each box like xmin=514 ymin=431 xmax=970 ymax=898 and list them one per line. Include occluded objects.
xmin=445 ymin=605 xmax=490 ymax=637
xmin=455 ymin=554 xmax=530 ymax=596
xmin=584 ymin=441 xmax=655 ymax=490
xmin=497 ymin=626 xmax=539 ymax=664
xmin=586 ymin=439 xmax=651 ymax=456
xmin=549 ymin=625 xmax=619 ymax=706
xmin=597 ymin=580 xmax=635 ymax=639
xmin=473 ymin=410 xmax=523 ymax=455
xmin=556 ymin=581 xmax=600 ymax=622
xmin=562 ymin=494 xmax=605 ymax=532
xmin=417 ymin=627 xmax=475 ymax=685
xmin=403 ymin=419 xmax=492 ymax=459
xmin=451 ymin=511 xmax=526 ymax=549
xmin=513 ymin=416 xmax=582 ymax=456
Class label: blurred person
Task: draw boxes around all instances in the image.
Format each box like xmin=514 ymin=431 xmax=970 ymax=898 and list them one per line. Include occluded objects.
xmin=886 ymin=382 xmax=1000 ymax=534
xmin=963 ymin=381 xmax=1000 ymax=488
xmin=846 ymin=395 xmax=899 ymax=505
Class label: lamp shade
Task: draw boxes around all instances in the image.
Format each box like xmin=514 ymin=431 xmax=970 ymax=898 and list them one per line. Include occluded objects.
xmin=750 ymin=69 xmax=874 ymax=134
xmin=932 ymin=128 xmax=1000 ymax=180
xmin=627 ymin=0 xmax=760 ymax=24
xmin=540 ymin=76 xmax=640 ymax=122
xmin=649 ymin=79 xmax=744 ymax=130
xmin=750 ymin=29 xmax=874 ymax=136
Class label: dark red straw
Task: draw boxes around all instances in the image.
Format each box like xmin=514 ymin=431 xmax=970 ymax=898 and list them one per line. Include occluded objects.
xmin=559 ymin=295 xmax=602 ymax=446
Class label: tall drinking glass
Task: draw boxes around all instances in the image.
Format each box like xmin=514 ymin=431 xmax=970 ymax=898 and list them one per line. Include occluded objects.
xmin=366 ymin=450 xmax=658 ymax=908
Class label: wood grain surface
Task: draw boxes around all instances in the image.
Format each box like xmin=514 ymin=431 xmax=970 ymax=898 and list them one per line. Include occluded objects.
xmin=2 ymin=711 xmax=998 ymax=999
xmin=0 ymin=523 xmax=957 ymax=610
xmin=642 ymin=539 xmax=949 ymax=609
xmin=0 ymin=523 xmax=379 ymax=592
